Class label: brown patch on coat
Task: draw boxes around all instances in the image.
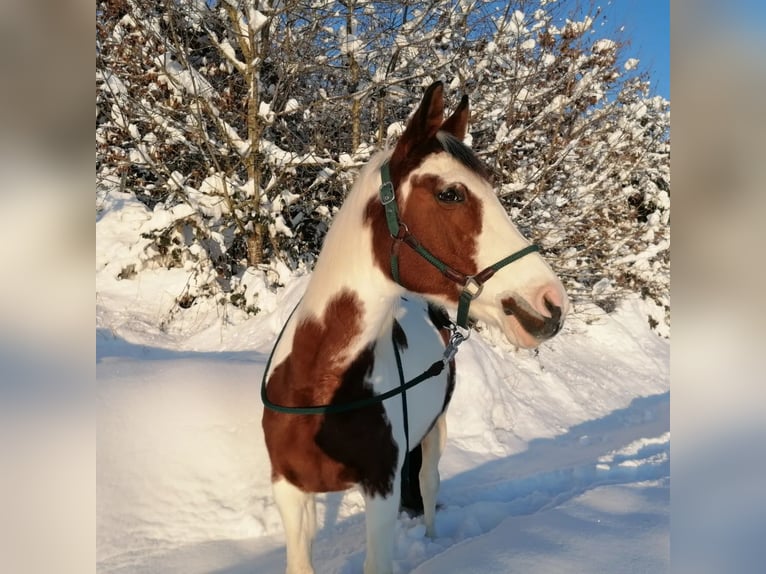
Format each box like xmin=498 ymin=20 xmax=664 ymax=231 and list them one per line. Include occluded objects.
xmin=262 ymin=290 xmax=398 ymax=497
xmin=315 ymin=344 xmax=398 ymax=497
xmin=388 ymin=138 xmax=446 ymax=191
xmin=364 ymin=173 xmax=483 ymax=302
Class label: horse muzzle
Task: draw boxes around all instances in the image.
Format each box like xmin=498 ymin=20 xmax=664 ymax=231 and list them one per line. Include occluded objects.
xmin=501 ymin=292 xmax=565 ymax=346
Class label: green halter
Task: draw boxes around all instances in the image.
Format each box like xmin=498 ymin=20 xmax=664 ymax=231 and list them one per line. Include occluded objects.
xmin=379 ymin=160 xmax=540 ymax=328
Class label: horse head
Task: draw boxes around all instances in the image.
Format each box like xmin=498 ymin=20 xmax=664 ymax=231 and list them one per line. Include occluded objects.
xmin=368 ymin=81 xmax=569 ymax=348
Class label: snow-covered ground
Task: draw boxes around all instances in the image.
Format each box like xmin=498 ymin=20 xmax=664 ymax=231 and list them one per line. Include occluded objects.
xmin=96 ymin=191 xmax=669 ymax=573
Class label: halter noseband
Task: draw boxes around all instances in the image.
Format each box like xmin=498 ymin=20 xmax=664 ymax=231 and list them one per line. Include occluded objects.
xmin=379 ymin=160 xmax=540 ymax=329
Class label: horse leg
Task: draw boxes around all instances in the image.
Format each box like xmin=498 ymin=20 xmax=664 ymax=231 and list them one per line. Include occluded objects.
xmin=420 ymin=413 xmax=447 ymax=538
xmin=399 ymin=444 xmax=424 ymax=514
xmin=363 ymin=478 xmax=401 ymax=574
xmin=273 ymin=478 xmax=317 ymax=574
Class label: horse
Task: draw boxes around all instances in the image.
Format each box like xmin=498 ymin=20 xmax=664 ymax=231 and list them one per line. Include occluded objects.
xmin=261 ymin=81 xmax=569 ymax=574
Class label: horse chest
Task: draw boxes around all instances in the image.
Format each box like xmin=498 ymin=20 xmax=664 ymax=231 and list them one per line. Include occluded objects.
xmin=263 ymin=300 xmax=453 ymax=498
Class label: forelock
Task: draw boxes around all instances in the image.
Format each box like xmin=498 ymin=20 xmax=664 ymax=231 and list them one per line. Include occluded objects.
xmin=435 ymin=131 xmax=489 ymax=180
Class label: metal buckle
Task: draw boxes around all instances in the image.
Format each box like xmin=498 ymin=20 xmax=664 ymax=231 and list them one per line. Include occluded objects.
xmin=379 ymin=181 xmax=395 ymax=205
xmin=462 ymin=276 xmax=484 ymax=300
xmin=443 ymin=322 xmax=470 ymax=365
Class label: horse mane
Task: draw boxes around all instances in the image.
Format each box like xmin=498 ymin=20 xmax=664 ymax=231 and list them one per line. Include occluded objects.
xmin=435 ymin=131 xmax=490 ymax=181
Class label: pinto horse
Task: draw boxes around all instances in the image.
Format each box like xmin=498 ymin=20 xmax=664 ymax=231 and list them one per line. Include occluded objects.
xmin=261 ymin=81 xmax=568 ymax=574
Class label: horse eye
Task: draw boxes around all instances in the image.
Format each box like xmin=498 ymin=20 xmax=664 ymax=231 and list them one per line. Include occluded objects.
xmin=436 ymin=185 xmax=465 ymax=204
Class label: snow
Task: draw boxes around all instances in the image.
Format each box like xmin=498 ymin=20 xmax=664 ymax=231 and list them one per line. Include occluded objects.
xmin=413 ymin=481 xmax=667 ymax=574
xmin=341 ymin=34 xmax=361 ymax=56
xmin=248 ymin=8 xmax=268 ymax=34
xmin=191 ymin=174 xmax=232 ymax=219
xmin=593 ymin=39 xmax=617 ymax=54
xmin=387 ymin=121 xmax=406 ymax=141
xmin=258 ymin=101 xmax=275 ymax=123
xmin=509 ymin=10 xmax=526 ymax=35
xmin=283 ymin=98 xmax=301 ymax=114
xmin=216 ymin=38 xmax=243 ymax=72
xmin=143 ymin=204 xmax=196 ymax=234
xmin=566 ymin=17 xmax=594 ymax=35
xmin=270 ymin=214 xmax=294 ymax=237
xmin=97 ymin=195 xmax=669 ymax=572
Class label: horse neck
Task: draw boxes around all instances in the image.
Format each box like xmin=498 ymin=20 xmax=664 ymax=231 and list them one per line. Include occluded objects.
xmin=275 ymin=152 xmax=402 ymax=367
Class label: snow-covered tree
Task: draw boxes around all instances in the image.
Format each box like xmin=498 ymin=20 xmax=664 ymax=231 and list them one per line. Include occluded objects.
xmin=97 ymin=0 xmax=669 ymax=330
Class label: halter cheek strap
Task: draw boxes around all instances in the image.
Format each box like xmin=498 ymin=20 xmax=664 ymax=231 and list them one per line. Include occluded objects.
xmin=379 ymin=160 xmax=540 ymax=329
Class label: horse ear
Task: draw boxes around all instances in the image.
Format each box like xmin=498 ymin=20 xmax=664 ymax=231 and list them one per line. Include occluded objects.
xmin=407 ymin=81 xmax=445 ymax=141
xmin=440 ymin=95 xmax=469 ymax=141
xmin=391 ymin=82 xmax=445 ymax=164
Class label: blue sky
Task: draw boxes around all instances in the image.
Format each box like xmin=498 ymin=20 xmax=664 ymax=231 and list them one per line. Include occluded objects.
xmin=597 ymin=1 xmax=670 ymax=99
xmin=553 ymin=1 xmax=670 ymax=100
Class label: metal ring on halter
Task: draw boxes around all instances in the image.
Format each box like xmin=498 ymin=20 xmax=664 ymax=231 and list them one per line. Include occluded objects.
xmin=393 ymin=221 xmax=410 ymax=240
xmin=462 ymin=276 xmax=484 ymax=300
xmin=443 ymin=322 xmax=469 ymax=364
xmin=448 ymin=320 xmax=471 ymax=341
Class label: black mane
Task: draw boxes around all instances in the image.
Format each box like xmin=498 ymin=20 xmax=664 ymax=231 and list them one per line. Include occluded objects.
xmin=435 ymin=131 xmax=490 ymax=180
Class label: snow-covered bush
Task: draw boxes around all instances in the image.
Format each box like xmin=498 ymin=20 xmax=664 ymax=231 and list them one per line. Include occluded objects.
xmin=97 ymin=0 xmax=669 ymax=331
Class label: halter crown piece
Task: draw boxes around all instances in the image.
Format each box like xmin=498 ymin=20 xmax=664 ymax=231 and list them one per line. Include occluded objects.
xmin=378 ymin=160 xmax=540 ymax=329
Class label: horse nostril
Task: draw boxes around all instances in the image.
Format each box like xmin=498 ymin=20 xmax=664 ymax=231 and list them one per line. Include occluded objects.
xmin=538 ymin=283 xmax=566 ymax=319
xmin=544 ymin=296 xmax=553 ymax=313
xmin=541 ymin=295 xmax=563 ymax=338
xmin=543 ymin=295 xmax=562 ymax=322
